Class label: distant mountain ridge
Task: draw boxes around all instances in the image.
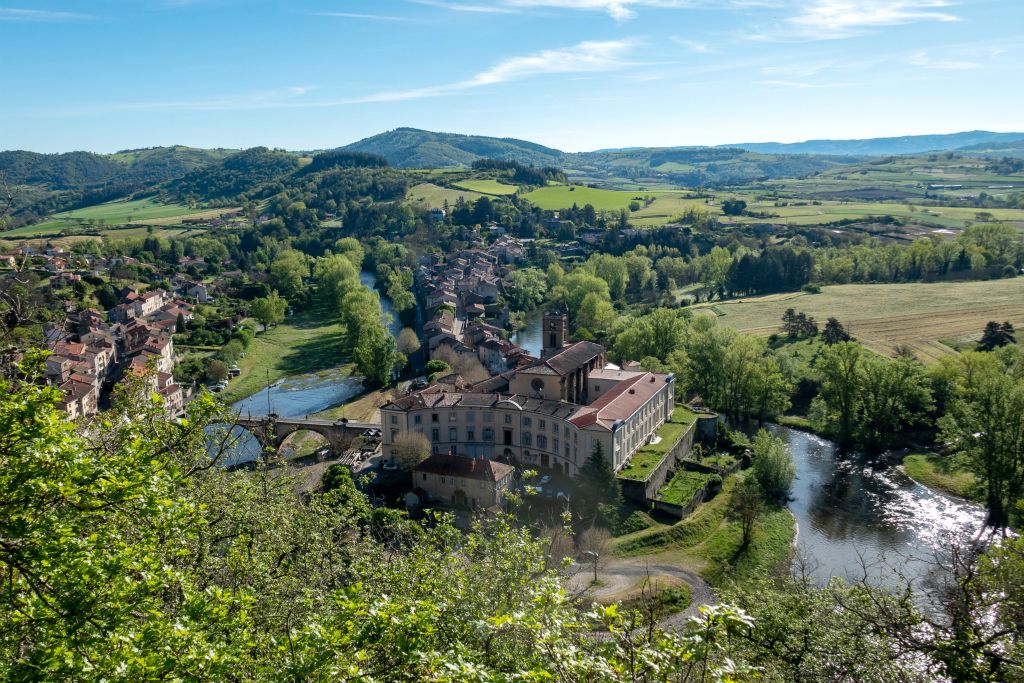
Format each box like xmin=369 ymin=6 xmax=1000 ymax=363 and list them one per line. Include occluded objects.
xmin=341 ymin=128 xmax=1024 ymax=168
xmin=731 ymin=131 xmax=1024 ymax=157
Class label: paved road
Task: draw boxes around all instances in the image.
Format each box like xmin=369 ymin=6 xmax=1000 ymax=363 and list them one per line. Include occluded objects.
xmin=566 ymin=558 xmax=714 ymax=627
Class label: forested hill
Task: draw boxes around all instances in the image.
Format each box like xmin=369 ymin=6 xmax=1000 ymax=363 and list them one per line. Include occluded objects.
xmin=734 ymin=130 xmax=1024 ymax=156
xmin=0 ymin=146 xmax=232 ymax=190
xmin=0 ymin=146 xmax=234 ymax=225
xmin=162 ymin=147 xmax=303 ymax=204
xmin=341 ymin=127 xmax=564 ymax=168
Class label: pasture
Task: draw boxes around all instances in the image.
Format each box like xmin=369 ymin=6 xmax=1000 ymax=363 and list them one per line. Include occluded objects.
xmin=523 ymin=185 xmax=665 ymax=211
xmin=3 ymin=198 xmax=237 ymax=240
xmin=725 ymin=198 xmax=1024 ymax=230
xmin=54 ymin=197 xmax=206 ymax=223
xmin=699 ymin=279 xmax=1024 ymax=364
xmin=452 ymin=179 xmax=518 ymax=195
xmin=406 ymin=182 xmax=483 ymax=206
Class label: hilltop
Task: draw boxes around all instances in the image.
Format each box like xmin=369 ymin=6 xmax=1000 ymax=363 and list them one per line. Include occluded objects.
xmin=341 ymin=127 xmax=563 ymax=169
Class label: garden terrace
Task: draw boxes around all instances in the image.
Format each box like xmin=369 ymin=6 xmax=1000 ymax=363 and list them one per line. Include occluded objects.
xmin=617 ymin=406 xmax=697 ymax=481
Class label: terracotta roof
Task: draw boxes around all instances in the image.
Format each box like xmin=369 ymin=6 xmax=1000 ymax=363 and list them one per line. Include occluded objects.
xmin=518 ymin=341 xmax=604 ymax=377
xmin=414 ymin=454 xmax=514 ymax=483
xmin=570 ymin=372 xmax=670 ymax=429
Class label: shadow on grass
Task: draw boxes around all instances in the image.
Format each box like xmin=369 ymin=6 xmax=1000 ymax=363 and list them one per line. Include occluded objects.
xmin=276 ymin=330 xmax=350 ymax=376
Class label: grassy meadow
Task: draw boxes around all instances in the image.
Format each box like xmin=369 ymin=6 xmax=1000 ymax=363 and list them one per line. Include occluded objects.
xmin=406 ymin=182 xmax=484 ymax=206
xmin=697 ymin=279 xmax=1024 ymax=364
xmin=452 ymin=179 xmax=519 ymax=195
xmin=218 ymin=309 xmax=351 ymax=404
xmin=3 ymin=198 xmax=236 ymax=240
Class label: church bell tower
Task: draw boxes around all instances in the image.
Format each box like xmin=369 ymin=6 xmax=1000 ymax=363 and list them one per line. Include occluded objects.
xmin=541 ymin=308 xmax=568 ymax=358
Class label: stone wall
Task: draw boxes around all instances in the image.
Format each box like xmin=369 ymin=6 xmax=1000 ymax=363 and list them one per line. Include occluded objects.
xmin=619 ymin=420 xmax=697 ymax=502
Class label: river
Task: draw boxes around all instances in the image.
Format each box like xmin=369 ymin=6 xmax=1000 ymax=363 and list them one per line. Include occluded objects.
xmin=772 ymin=425 xmax=986 ymax=593
xmin=512 ymin=308 xmax=544 ymax=357
xmin=215 ymin=271 xmax=401 ymax=465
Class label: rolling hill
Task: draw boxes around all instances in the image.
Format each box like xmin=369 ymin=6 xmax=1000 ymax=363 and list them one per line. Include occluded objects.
xmin=341 ymin=128 xmax=563 ymax=169
xmin=733 ymin=130 xmax=1024 ymax=157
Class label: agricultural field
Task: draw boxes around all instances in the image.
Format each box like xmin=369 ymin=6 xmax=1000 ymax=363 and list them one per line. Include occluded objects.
xmin=723 ymin=198 xmax=1024 ymax=230
xmin=698 ymin=279 xmax=1024 ymax=364
xmin=53 ymin=197 xmax=209 ymax=223
xmin=523 ymin=185 xmax=674 ymax=212
xmin=406 ymin=182 xmax=483 ymax=206
xmin=452 ymin=179 xmax=518 ymax=195
xmin=3 ymin=198 xmax=237 ymax=240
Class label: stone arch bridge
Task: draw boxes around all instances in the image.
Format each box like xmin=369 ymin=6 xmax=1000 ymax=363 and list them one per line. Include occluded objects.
xmin=233 ymin=415 xmax=380 ymax=455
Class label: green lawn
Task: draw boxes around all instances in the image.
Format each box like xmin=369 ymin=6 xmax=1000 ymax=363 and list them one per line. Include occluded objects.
xmin=406 ymin=182 xmax=483 ymax=206
xmin=53 ymin=197 xmax=199 ymax=223
xmin=452 ymin=179 xmax=519 ymax=195
xmin=219 ymin=308 xmax=352 ymax=403
xmin=617 ymin=406 xmax=697 ymax=480
xmin=658 ymin=469 xmax=715 ymax=506
xmin=523 ymin=185 xmax=676 ymax=212
xmin=616 ymin=472 xmax=797 ymax=587
xmin=902 ymin=453 xmax=980 ymax=501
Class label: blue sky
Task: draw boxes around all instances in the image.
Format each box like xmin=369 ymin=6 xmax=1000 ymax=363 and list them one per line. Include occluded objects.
xmin=2 ymin=0 xmax=1022 ymax=153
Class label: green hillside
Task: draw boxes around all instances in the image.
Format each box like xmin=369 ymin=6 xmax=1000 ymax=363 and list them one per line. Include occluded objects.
xmin=341 ymin=127 xmax=564 ymax=168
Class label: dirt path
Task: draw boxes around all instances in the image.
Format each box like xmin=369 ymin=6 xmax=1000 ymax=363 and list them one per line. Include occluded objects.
xmin=566 ymin=558 xmax=714 ymax=627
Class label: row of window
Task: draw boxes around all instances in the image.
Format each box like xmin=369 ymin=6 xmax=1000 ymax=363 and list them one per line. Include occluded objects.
xmin=391 ymin=411 xmax=575 ymax=437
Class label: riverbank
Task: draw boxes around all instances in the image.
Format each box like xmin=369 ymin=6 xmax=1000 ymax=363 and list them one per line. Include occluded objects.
xmin=901 ymin=452 xmax=980 ymax=502
xmin=219 ymin=307 xmax=350 ymax=404
xmin=611 ymin=472 xmax=797 ymax=589
xmin=313 ymin=385 xmax=400 ymax=424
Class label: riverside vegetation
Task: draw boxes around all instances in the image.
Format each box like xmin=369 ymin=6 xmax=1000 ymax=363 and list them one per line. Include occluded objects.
xmin=3 ymin=354 xmax=1024 ymax=681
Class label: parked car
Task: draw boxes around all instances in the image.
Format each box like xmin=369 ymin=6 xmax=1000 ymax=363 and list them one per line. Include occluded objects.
xmin=382 ymin=460 xmax=399 ymax=471
xmin=539 ymin=475 xmax=551 ymax=485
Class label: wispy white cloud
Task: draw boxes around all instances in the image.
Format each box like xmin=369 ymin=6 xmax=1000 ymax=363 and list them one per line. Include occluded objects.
xmin=98 ymin=86 xmax=319 ymax=113
xmin=409 ymin=0 xmax=519 ymax=13
xmin=315 ymin=11 xmax=420 ymax=22
xmin=354 ymin=38 xmax=638 ymax=101
xmin=86 ymin=40 xmax=637 ymax=114
xmin=760 ymin=60 xmax=834 ymax=77
xmin=0 ymin=7 xmax=94 ymax=21
xmin=671 ymin=36 xmax=714 ymax=53
xmin=497 ymin=0 xmax=774 ymax=21
xmin=788 ymin=0 xmax=960 ymax=37
xmin=755 ymin=78 xmax=852 ymax=87
xmin=910 ymin=50 xmax=979 ymax=69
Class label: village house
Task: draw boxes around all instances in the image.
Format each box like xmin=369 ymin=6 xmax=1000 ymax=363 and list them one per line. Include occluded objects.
xmin=410 ymin=453 xmax=515 ymax=510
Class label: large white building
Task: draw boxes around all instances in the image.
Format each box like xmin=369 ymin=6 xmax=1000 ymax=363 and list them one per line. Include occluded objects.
xmin=381 ymin=312 xmax=675 ymax=476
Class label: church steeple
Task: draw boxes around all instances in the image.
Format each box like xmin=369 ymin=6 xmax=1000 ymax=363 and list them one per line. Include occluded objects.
xmin=541 ymin=306 xmax=568 ymax=358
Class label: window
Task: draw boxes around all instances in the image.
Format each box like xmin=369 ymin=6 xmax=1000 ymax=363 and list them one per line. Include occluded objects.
xmin=504 ymin=414 xmax=512 ymax=424
xmin=422 ymin=473 xmax=427 ymax=481
xmin=414 ymin=415 xmax=422 ymax=425
xmin=432 ymin=428 xmax=440 ymax=442
xmin=554 ymin=438 xmax=559 ymax=452
xmin=390 ymin=415 xmax=397 ymax=425
xmin=538 ymin=420 xmax=546 ymax=431
xmin=467 ymin=428 xmax=475 ymax=441
xmin=466 ymin=411 xmax=475 ymax=422
xmin=484 ymin=413 xmax=493 ymax=423
xmin=522 ymin=432 xmax=532 ymax=446
xmin=537 ymin=435 xmax=547 ymax=450
xmin=483 ymin=427 xmax=493 ymax=440
xmin=391 ymin=430 xmax=398 ymax=442
xmin=523 ymin=416 xmax=532 ymax=427
xmin=449 ymin=427 xmax=457 ymax=441
xmin=432 ymin=413 xmax=439 ymax=423
xmin=594 ymin=384 xmax=600 ymax=392
xmin=449 ymin=412 xmax=457 ymax=422
xmin=565 ymin=444 xmax=570 ymax=457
